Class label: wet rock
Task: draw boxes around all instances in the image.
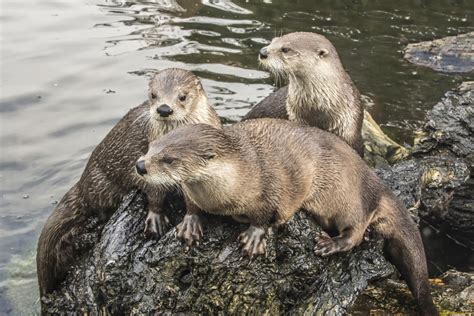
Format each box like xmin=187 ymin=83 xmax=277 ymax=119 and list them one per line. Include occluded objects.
xmin=362 ymin=110 xmax=410 ymax=167
xmin=41 ymin=83 xmax=473 ymax=314
xmin=41 ymin=191 xmax=394 ymax=314
xmin=350 ymin=270 xmax=474 ymax=315
xmin=403 ymin=32 xmax=474 ymax=73
xmin=414 ymin=81 xmax=473 ymax=248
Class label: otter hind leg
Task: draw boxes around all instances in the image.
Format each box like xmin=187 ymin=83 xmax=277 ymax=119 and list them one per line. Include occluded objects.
xmin=238 ymin=225 xmax=267 ymax=259
xmin=314 ymin=227 xmax=364 ymax=257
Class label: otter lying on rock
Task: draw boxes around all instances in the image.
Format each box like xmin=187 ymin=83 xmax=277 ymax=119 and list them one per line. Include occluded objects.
xmin=36 ymin=68 xmax=221 ymax=297
xmin=137 ymin=119 xmax=438 ymax=316
xmin=243 ymin=32 xmax=364 ymax=156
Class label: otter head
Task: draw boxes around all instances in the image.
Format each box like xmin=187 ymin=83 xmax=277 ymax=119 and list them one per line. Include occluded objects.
xmin=148 ymin=68 xmax=208 ymax=123
xmin=258 ymin=32 xmax=341 ymax=80
xmin=136 ymin=124 xmax=232 ymax=189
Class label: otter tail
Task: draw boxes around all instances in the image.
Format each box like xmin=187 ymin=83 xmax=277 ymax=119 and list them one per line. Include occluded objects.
xmin=36 ymin=184 xmax=87 ymax=297
xmin=374 ymin=195 xmax=438 ymax=316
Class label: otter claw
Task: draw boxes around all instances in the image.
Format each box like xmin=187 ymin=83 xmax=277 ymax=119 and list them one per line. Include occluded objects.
xmin=238 ymin=226 xmax=267 ymax=258
xmin=144 ymin=212 xmax=170 ymax=239
xmin=314 ymin=232 xmax=351 ymax=257
xmin=176 ymin=214 xmax=203 ymax=248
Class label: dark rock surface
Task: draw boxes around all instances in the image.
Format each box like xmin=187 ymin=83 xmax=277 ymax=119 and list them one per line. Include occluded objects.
xmin=414 ymin=81 xmax=473 ymax=248
xmin=351 ymin=269 xmax=474 ymax=315
xmin=42 ymin=83 xmax=473 ymax=314
xmin=42 ymin=191 xmax=394 ymax=314
xmin=403 ymin=32 xmax=474 ymax=73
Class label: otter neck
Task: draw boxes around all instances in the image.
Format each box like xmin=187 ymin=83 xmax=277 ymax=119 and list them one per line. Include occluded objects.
xmin=286 ymin=67 xmax=355 ymax=122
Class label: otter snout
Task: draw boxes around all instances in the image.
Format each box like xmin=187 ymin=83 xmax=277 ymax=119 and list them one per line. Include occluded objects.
xmin=259 ymin=47 xmax=268 ymax=59
xmin=136 ymin=160 xmax=147 ymax=176
xmin=157 ymin=104 xmax=173 ymax=117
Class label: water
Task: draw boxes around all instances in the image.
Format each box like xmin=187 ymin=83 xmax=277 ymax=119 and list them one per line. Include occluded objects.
xmin=1 ymin=0 xmax=473 ymax=313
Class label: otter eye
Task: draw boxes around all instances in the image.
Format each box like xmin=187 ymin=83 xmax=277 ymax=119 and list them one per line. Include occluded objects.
xmin=318 ymin=49 xmax=329 ymax=58
xmin=178 ymin=94 xmax=187 ymax=102
xmin=202 ymin=153 xmax=216 ymax=160
xmin=161 ymin=156 xmax=175 ymax=164
xmin=150 ymin=93 xmax=157 ymax=100
xmin=281 ymin=47 xmax=290 ymax=53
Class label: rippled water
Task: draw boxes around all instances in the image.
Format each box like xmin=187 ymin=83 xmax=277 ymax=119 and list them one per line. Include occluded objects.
xmin=1 ymin=0 xmax=473 ymax=313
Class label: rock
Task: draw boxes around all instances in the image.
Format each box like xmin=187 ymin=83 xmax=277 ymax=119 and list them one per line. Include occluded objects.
xmin=414 ymin=81 xmax=474 ymax=161
xmin=41 ymin=83 xmax=473 ymax=314
xmin=362 ymin=110 xmax=410 ymax=168
xmin=414 ymin=82 xmax=473 ymax=248
xmin=403 ymin=32 xmax=474 ymax=73
xmin=41 ymin=191 xmax=394 ymax=314
xmin=350 ymin=270 xmax=474 ymax=314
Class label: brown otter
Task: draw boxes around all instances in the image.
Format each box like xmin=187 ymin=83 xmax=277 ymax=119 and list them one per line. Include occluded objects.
xmin=137 ymin=119 xmax=438 ymax=316
xmin=36 ymin=68 xmax=221 ymax=297
xmin=243 ymin=32 xmax=364 ymax=156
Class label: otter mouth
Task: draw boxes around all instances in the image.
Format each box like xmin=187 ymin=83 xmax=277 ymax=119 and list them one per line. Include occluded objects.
xmin=144 ymin=172 xmax=181 ymax=190
xmin=154 ymin=116 xmax=175 ymax=121
xmin=257 ymin=53 xmax=287 ymax=75
xmin=152 ymin=114 xmax=185 ymax=123
xmin=259 ymin=59 xmax=289 ymax=85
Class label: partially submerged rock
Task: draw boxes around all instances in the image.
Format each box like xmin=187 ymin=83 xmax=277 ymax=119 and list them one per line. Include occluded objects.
xmin=351 ymin=269 xmax=474 ymax=315
xmin=414 ymin=81 xmax=473 ymax=248
xmin=41 ymin=191 xmax=394 ymax=314
xmin=403 ymin=32 xmax=474 ymax=73
xmin=41 ymin=83 xmax=473 ymax=314
xmin=362 ymin=110 xmax=409 ymax=167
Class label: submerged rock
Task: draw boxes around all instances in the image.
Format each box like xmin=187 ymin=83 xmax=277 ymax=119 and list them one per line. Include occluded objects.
xmin=351 ymin=269 xmax=474 ymax=315
xmin=41 ymin=83 xmax=473 ymax=314
xmin=403 ymin=32 xmax=474 ymax=73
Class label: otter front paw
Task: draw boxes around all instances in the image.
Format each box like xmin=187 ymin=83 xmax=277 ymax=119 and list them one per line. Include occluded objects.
xmin=238 ymin=226 xmax=267 ymax=259
xmin=144 ymin=211 xmax=170 ymax=238
xmin=176 ymin=214 xmax=203 ymax=247
xmin=314 ymin=232 xmax=351 ymax=257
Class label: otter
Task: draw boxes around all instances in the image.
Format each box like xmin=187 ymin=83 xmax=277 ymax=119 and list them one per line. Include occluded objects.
xmin=243 ymin=32 xmax=364 ymax=156
xmin=137 ymin=119 xmax=438 ymax=316
xmin=36 ymin=68 xmax=221 ymax=297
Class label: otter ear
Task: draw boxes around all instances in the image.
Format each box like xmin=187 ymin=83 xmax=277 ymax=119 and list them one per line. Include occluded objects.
xmin=148 ymin=75 xmax=157 ymax=89
xmin=318 ymin=49 xmax=329 ymax=58
xmin=194 ymin=78 xmax=203 ymax=91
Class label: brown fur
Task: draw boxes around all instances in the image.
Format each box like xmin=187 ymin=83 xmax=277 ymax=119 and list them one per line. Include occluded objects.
xmin=244 ymin=32 xmax=364 ymax=156
xmin=139 ymin=119 xmax=437 ymax=316
xmin=36 ymin=68 xmax=221 ymax=297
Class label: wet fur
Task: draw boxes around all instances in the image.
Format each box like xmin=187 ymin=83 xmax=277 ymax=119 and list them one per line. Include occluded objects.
xmin=36 ymin=69 xmax=221 ymax=297
xmin=141 ymin=119 xmax=437 ymax=315
xmin=244 ymin=32 xmax=364 ymax=156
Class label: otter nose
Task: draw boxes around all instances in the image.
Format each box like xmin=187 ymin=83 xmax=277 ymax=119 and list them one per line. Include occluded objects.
xmin=136 ymin=160 xmax=147 ymax=176
xmin=157 ymin=104 xmax=173 ymax=117
xmin=259 ymin=47 xmax=268 ymax=59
